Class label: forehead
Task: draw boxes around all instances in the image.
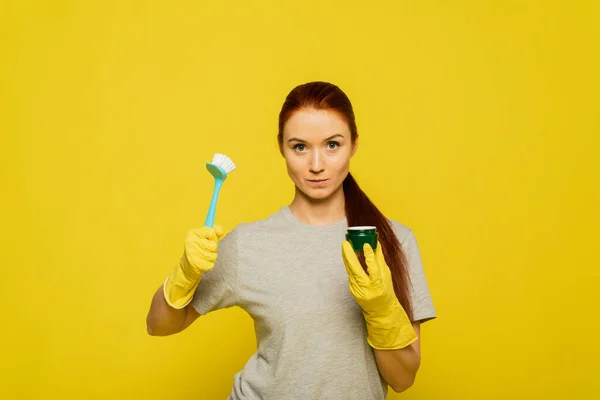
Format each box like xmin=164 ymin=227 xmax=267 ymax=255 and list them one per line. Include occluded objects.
xmin=283 ymin=108 xmax=351 ymax=140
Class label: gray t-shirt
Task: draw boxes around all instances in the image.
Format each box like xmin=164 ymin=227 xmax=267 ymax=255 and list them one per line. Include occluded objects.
xmin=191 ymin=206 xmax=436 ymax=400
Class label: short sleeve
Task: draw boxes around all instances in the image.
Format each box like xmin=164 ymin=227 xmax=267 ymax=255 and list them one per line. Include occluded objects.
xmin=191 ymin=228 xmax=239 ymax=315
xmin=400 ymin=229 xmax=437 ymax=323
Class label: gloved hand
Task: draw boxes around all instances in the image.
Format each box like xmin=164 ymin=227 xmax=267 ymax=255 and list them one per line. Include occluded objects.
xmin=163 ymin=225 xmax=225 ymax=309
xmin=341 ymin=240 xmax=418 ymax=350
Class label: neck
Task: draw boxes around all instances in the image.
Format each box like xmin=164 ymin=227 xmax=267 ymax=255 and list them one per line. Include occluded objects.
xmin=288 ymin=186 xmax=346 ymax=226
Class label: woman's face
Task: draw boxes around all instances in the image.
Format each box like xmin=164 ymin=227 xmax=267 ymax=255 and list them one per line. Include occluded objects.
xmin=281 ymin=108 xmax=357 ymax=201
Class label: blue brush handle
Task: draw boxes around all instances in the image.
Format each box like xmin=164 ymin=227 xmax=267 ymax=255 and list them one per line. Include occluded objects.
xmin=204 ymin=177 xmax=224 ymax=228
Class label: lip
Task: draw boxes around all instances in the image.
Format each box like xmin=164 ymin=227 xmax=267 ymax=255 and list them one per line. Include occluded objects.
xmin=307 ymin=179 xmax=329 ymax=185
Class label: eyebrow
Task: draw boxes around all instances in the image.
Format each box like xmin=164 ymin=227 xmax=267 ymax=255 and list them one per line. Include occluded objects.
xmin=287 ymin=134 xmax=344 ymax=143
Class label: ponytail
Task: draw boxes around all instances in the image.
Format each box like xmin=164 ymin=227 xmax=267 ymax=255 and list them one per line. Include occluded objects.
xmin=343 ymin=172 xmax=414 ymax=321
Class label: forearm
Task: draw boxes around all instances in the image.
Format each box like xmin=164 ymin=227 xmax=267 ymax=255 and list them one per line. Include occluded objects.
xmin=146 ymin=284 xmax=198 ymax=336
xmin=374 ymin=323 xmax=421 ymax=393
xmin=374 ymin=344 xmax=420 ymax=392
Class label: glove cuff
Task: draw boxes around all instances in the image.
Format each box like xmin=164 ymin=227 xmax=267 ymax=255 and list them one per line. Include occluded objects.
xmin=363 ymin=301 xmax=418 ymax=350
xmin=162 ymin=261 xmax=204 ymax=309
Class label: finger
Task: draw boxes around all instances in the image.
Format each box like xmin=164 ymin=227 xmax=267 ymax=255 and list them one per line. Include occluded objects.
xmin=214 ymin=224 xmax=225 ymax=240
xmin=188 ymin=226 xmax=217 ymax=241
xmin=363 ymin=243 xmax=379 ymax=280
xmin=186 ymin=239 xmax=218 ymax=263
xmin=342 ymin=240 xmax=368 ymax=282
xmin=189 ymin=228 xmax=221 ymax=246
xmin=199 ymin=237 xmax=219 ymax=253
xmin=341 ymin=241 xmax=358 ymax=281
xmin=375 ymin=243 xmax=392 ymax=280
xmin=187 ymin=231 xmax=218 ymax=253
xmin=375 ymin=241 xmax=386 ymax=265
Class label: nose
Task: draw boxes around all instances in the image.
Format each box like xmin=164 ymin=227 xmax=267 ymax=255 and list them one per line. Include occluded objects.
xmin=309 ymin=149 xmax=324 ymax=174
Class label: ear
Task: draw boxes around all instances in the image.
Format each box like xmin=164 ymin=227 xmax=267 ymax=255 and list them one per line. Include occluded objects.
xmin=350 ymin=135 xmax=358 ymax=157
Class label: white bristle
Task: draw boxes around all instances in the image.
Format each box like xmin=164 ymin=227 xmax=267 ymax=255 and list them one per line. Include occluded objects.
xmin=211 ymin=153 xmax=236 ymax=174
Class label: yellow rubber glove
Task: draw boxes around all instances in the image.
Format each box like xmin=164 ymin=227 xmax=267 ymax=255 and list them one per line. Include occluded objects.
xmin=163 ymin=225 xmax=225 ymax=309
xmin=341 ymin=240 xmax=418 ymax=350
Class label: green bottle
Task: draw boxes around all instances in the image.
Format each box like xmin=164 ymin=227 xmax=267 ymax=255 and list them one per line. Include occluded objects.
xmin=346 ymin=226 xmax=378 ymax=251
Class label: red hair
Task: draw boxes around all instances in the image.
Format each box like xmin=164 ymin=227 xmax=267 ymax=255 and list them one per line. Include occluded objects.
xmin=277 ymin=81 xmax=413 ymax=320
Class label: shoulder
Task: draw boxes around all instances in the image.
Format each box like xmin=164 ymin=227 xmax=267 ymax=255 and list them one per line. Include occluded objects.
xmin=226 ymin=207 xmax=290 ymax=239
xmin=386 ymin=218 xmax=414 ymax=245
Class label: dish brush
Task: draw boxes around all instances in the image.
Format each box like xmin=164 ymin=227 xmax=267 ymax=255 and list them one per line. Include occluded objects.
xmin=204 ymin=153 xmax=236 ymax=227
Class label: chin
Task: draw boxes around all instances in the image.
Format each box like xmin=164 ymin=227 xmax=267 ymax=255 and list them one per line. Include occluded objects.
xmin=299 ymin=186 xmax=337 ymax=201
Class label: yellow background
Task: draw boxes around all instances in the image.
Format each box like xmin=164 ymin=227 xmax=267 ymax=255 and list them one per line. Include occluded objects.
xmin=2 ymin=1 xmax=599 ymax=398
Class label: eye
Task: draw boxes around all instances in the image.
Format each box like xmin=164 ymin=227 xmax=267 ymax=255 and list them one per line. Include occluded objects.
xmin=327 ymin=141 xmax=340 ymax=150
xmin=293 ymin=143 xmax=306 ymax=152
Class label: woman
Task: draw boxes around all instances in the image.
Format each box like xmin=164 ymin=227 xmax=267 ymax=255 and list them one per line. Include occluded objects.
xmin=146 ymin=81 xmax=436 ymax=399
